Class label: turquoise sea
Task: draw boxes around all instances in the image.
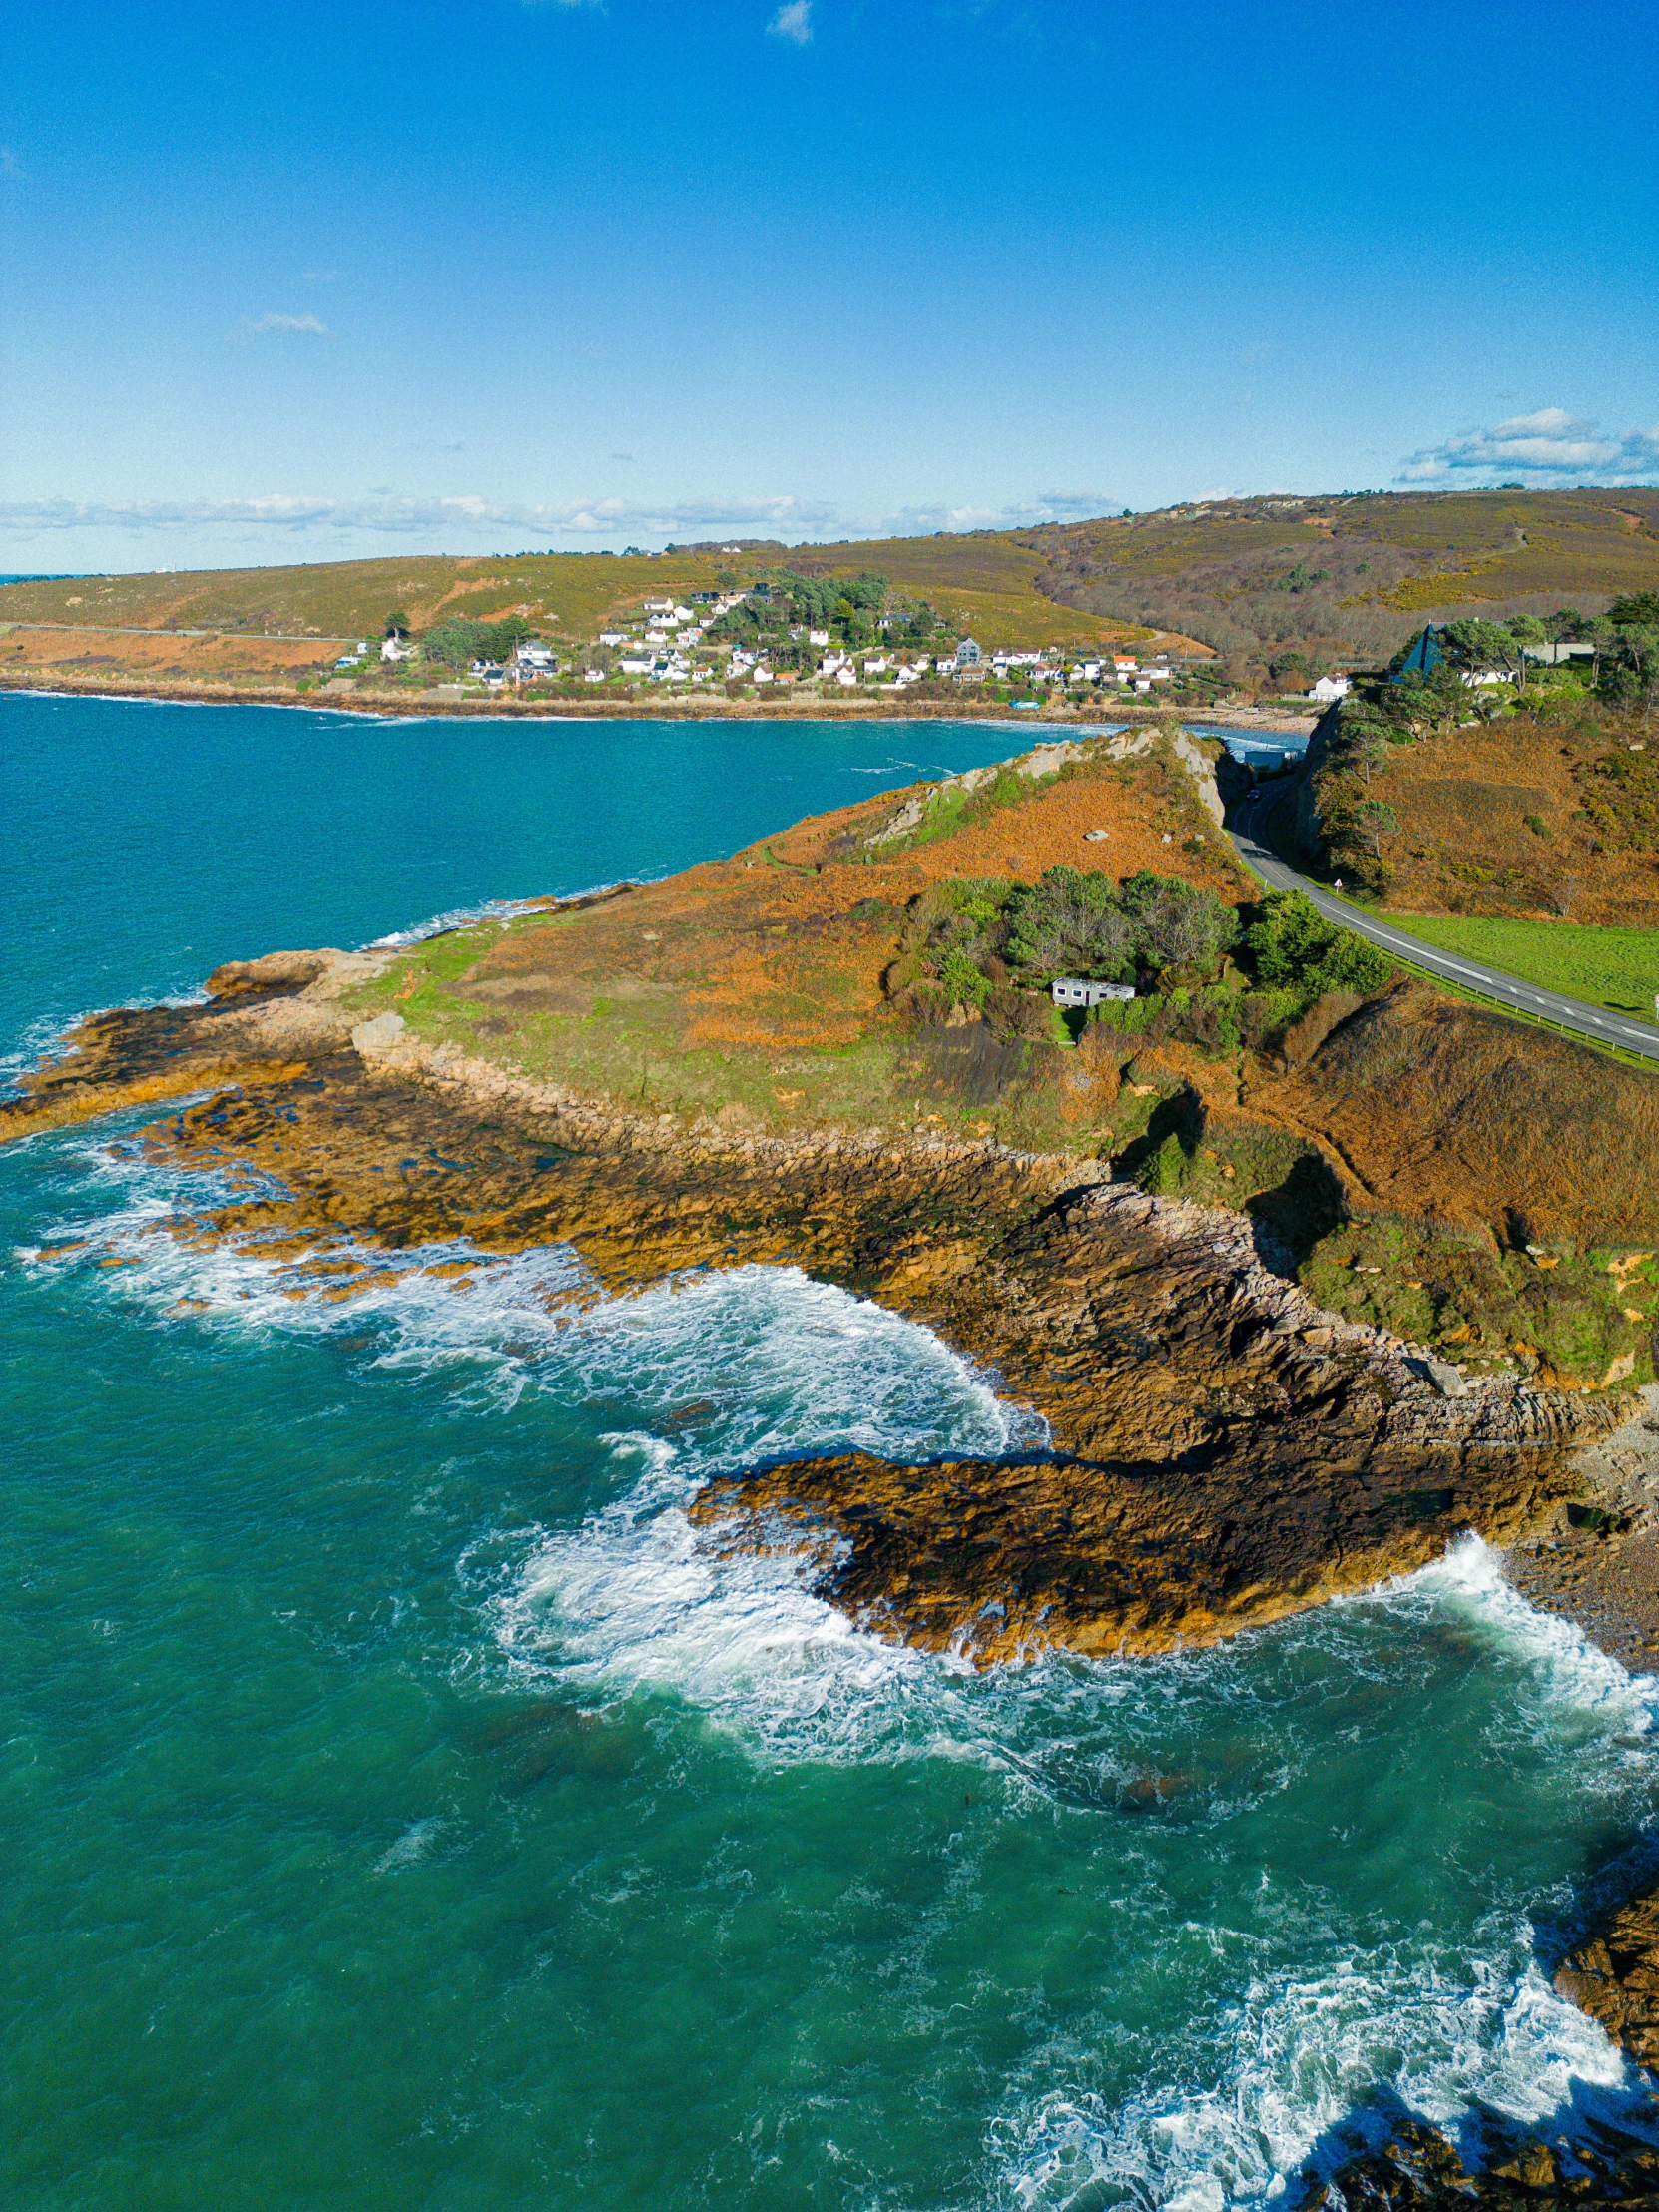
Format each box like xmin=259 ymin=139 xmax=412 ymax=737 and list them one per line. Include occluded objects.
xmin=3 ymin=691 xmax=1656 ymax=2209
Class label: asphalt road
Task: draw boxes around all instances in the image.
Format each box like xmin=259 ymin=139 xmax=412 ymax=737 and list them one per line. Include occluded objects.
xmin=1228 ymin=786 xmax=1659 ymax=1068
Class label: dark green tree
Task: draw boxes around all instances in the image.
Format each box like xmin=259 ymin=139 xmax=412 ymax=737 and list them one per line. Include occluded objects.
xmin=1004 ymin=868 xmax=1136 ymax=980
xmin=1118 ymin=871 xmax=1239 ymax=973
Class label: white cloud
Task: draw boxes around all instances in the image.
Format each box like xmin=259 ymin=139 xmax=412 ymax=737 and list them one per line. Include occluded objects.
xmin=768 ymin=1 xmax=813 ymax=43
xmin=0 ymin=483 xmax=1127 ymax=561
xmin=1398 ymin=407 xmax=1659 ymax=486
xmin=0 ymin=147 xmax=21 ymax=181
xmin=298 ymin=269 xmax=339 ymax=283
xmin=237 ymin=312 xmax=330 ymax=339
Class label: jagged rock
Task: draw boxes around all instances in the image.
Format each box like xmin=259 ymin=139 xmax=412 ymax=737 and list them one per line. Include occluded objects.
xmin=1557 ymin=1890 xmax=1659 ymax=2069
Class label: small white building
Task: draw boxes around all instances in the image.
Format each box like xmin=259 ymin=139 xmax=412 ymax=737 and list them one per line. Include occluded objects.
xmin=809 ymin=628 xmax=830 ymax=647
xmin=380 ymin=636 xmax=413 ymax=663
xmin=1051 ymin=978 xmax=1136 ymax=1008
xmin=954 ymin=637 xmax=983 ymax=669
xmin=1308 ymin=674 xmax=1350 ymax=702
xmin=598 ymin=631 xmax=628 ymax=648
xmin=516 ymin=641 xmax=556 ymax=672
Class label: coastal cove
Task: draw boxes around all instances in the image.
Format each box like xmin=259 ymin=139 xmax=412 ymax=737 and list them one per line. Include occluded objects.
xmin=8 ymin=692 xmax=1659 ymax=2208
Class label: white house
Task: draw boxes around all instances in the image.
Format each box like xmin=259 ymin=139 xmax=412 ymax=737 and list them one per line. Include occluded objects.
xmin=1051 ymin=978 xmax=1136 ymax=1008
xmin=583 ymin=668 xmax=607 ymax=684
xmin=1307 ymin=674 xmax=1350 ymax=702
xmin=809 ymin=628 xmax=830 ymax=647
xmin=516 ymin=641 xmax=556 ymax=672
xmin=619 ymin=655 xmax=653 ymax=675
xmin=954 ymin=637 xmax=983 ymax=669
xmin=380 ymin=636 xmax=413 ymax=663
xmin=644 ymin=597 xmax=675 ymax=614
xmin=598 ymin=631 xmax=628 ymax=648
xmin=835 ymin=665 xmax=858 ymax=687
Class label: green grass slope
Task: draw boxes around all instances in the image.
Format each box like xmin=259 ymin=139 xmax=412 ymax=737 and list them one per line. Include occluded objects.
xmin=1386 ymin=913 xmax=1659 ymax=1017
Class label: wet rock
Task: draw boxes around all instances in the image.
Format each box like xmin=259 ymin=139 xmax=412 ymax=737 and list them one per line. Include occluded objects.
xmin=1557 ymin=1890 xmax=1659 ymax=2069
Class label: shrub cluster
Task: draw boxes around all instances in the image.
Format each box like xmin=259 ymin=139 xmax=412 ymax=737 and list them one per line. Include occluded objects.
xmin=422 ymin=614 xmax=534 ymax=669
xmin=1245 ymin=890 xmax=1393 ymax=998
xmin=882 ymin=873 xmax=1393 ymax=1058
xmin=1003 ymin=866 xmax=1239 ymax=982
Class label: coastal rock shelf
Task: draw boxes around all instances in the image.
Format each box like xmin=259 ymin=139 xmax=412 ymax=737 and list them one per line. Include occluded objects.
xmin=2 ymin=948 xmax=1624 ymax=1663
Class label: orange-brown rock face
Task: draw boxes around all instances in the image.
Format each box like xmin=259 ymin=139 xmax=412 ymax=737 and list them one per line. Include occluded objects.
xmin=1557 ymin=1891 xmax=1659 ymax=2072
xmin=3 ymin=952 xmax=1623 ymax=1665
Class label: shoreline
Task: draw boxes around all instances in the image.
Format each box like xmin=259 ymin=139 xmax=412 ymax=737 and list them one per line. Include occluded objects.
xmin=0 ymin=668 xmax=1319 ymax=734
xmin=3 ymin=949 xmax=1628 ymax=1666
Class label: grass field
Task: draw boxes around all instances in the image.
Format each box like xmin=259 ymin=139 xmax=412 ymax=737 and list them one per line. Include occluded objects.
xmin=1388 ymin=912 xmax=1659 ymax=1015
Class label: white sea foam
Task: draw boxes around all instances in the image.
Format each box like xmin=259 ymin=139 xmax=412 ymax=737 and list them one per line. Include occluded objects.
xmin=365 ymin=895 xmax=566 ymax=950
xmin=996 ymin=1937 xmax=1635 ymax=2211
xmin=26 ymin=1145 xmax=1659 ymax=2202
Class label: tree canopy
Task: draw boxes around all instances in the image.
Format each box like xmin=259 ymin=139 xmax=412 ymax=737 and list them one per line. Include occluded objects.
xmin=421 ymin=614 xmax=532 ymax=668
xmin=1246 ymin=890 xmax=1393 ymax=997
xmin=1003 ymin=867 xmax=1237 ymax=982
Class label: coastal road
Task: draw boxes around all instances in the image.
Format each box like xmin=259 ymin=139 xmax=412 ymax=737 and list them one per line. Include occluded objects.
xmin=1228 ymin=786 xmax=1659 ymax=1068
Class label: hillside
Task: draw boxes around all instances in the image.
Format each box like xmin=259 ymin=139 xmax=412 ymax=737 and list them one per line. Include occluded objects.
xmin=3 ymin=488 xmax=1655 ymax=703
xmin=1286 ymin=694 xmax=1659 ymax=929
xmin=1028 ymin=486 xmax=1659 ymax=677
xmin=0 ymin=542 xmax=1144 ymax=658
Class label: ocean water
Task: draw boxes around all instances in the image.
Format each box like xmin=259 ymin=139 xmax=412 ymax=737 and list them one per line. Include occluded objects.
xmin=2 ymin=691 xmax=1656 ymax=2210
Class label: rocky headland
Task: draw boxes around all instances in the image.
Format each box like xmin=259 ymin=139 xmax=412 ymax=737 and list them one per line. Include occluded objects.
xmin=15 ymin=730 xmax=1659 ymax=2193
xmin=8 ymin=727 xmax=1656 ymax=1664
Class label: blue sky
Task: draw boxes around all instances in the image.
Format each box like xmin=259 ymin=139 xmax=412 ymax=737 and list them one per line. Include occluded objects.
xmin=2 ymin=0 xmax=1655 ymax=572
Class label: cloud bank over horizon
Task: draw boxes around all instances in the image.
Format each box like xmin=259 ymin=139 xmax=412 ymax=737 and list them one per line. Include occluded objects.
xmin=0 ymin=482 xmax=1125 ymax=569
xmin=1399 ymin=408 xmax=1659 ymax=487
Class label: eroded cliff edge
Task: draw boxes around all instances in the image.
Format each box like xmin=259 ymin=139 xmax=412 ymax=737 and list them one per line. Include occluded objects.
xmin=2 ymin=943 xmax=1625 ymax=1664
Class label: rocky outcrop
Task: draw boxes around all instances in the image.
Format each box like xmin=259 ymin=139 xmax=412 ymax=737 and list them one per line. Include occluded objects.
xmin=2 ymin=963 xmax=1628 ymax=1663
xmin=1557 ymin=1891 xmax=1659 ymax=2071
xmin=1285 ymin=1875 xmax=1659 ymax=2207
xmin=1294 ymin=2110 xmax=1659 ymax=2207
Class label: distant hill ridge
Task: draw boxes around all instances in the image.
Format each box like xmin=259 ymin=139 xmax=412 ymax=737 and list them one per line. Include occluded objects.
xmin=1 ymin=486 xmax=1654 ymax=673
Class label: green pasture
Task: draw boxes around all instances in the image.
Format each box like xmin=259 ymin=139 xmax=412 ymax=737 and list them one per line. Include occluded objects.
xmin=1386 ymin=912 xmax=1659 ymax=1016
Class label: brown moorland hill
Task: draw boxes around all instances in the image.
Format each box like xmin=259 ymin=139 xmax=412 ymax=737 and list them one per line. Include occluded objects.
xmin=0 ymin=542 xmax=1147 ymax=659
xmin=6 ymin=489 xmax=1654 ymax=695
xmin=1029 ymin=486 xmax=1659 ymax=670
xmin=1301 ymin=701 xmax=1659 ymax=925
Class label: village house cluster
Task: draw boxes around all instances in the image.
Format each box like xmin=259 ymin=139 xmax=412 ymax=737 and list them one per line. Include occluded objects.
xmin=371 ymin=583 xmax=1204 ymax=697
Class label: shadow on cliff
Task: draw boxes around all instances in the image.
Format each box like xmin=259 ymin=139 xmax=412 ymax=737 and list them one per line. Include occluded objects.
xmin=1115 ymin=1092 xmax=1347 ymax=1281
xmin=1284 ymin=2073 xmax=1659 ymax=2207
